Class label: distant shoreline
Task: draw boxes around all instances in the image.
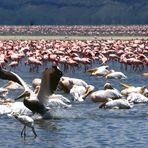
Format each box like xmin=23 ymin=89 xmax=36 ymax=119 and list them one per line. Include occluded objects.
xmin=0 ymin=35 xmax=147 ymax=40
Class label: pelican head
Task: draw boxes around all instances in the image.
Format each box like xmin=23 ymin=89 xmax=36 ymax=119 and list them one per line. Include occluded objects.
xmin=104 ymin=83 xmax=114 ymax=90
xmin=139 ymin=85 xmax=147 ymax=94
xmin=58 ymin=78 xmax=73 ymax=93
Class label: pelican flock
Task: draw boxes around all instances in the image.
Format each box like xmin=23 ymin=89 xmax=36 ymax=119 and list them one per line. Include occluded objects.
xmin=0 ymin=36 xmax=148 ymax=138
xmin=0 ymin=61 xmax=148 ymax=138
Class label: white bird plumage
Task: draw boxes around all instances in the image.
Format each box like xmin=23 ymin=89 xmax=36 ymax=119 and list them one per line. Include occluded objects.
xmin=127 ymin=92 xmax=148 ymax=103
xmin=12 ymin=112 xmax=37 ymax=138
xmin=0 ymin=66 xmax=63 ymax=117
xmin=87 ymin=65 xmax=109 ymax=76
xmin=99 ymin=98 xmax=132 ymax=109
xmin=58 ymin=76 xmax=94 ymax=102
xmin=90 ymin=83 xmax=122 ymax=102
xmin=105 ymin=70 xmax=127 ymax=79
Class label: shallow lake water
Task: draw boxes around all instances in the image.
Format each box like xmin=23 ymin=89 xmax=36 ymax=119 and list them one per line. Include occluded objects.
xmin=0 ymin=59 xmax=148 ymax=148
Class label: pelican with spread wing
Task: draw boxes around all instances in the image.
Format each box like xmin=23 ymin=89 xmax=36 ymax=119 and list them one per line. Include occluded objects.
xmin=0 ymin=66 xmax=63 ymax=116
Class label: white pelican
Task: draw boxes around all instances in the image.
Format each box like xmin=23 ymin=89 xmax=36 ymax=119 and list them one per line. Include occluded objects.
xmin=87 ymin=65 xmax=109 ymax=76
xmin=0 ymin=100 xmax=32 ymax=115
xmin=0 ymin=66 xmax=63 ymax=117
xmin=58 ymin=76 xmax=89 ymax=93
xmin=32 ymin=78 xmax=41 ymax=90
xmin=58 ymin=76 xmax=94 ymax=102
xmin=47 ymin=94 xmax=71 ymax=108
xmin=99 ymin=98 xmax=132 ymax=109
xmin=104 ymin=70 xmax=127 ymax=79
xmin=12 ymin=112 xmax=37 ymax=138
xmin=120 ymin=83 xmax=147 ymax=96
xmin=127 ymin=92 xmax=148 ymax=103
xmin=90 ymin=83 xmax=122 ymax=102
xmin=2 ymin=80 xmax=23 ymax=90
xmin=70 ymin=84 xmax=94 ymax=102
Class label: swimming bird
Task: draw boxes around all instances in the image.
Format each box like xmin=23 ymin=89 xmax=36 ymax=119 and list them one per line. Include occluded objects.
xmin=69 ymin=84 xmax=94 ymax=102
xmin=90 ymin=83 xmax=122 ymax=102
xmin=58 ymin=76 xmax=91 ymax=93
xmin=2 ymin=80 xmax=23 ymax=90
xmin=127 ymin=92 xmax=148 ymax=103
xmin=11 ymin=112 xmax=37 ymax=138
xmin=104 ymin=70 xmax=127 ymax=79
xmin=99 ymin=98 xmax=132 ymax=109
xmin=87 ymin=65 xmax=109 ymax=76
xmin=58 ymin=76 xmax=94 ymax=102
xmin=120 ymin=83 xmax=147 ymax=96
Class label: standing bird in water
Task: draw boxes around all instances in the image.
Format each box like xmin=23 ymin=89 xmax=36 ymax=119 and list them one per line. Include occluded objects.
xmin=12 ymin=112 xmax=37 ymax=138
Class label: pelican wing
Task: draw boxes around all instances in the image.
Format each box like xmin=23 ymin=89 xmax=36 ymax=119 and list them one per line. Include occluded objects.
xmin=0 ymin=67 xmax=31 ymax=97
xmin=0 ymin=67 xmax=22 ymax=86
xmin=37 ymin=66 xmax=63 ymax=106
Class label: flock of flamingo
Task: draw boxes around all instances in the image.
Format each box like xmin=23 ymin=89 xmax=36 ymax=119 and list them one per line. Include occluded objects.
xmin=0 ymin=38 xmax=148 ymax=73
xmin=0 ymin=25 xmax=148 ymax=36
xmin=0 ymin=26 xmax=148 ymax=138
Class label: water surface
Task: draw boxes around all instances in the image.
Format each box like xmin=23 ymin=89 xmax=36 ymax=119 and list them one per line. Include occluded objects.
xmin=0 ymin=60 xmax=148 ymax=148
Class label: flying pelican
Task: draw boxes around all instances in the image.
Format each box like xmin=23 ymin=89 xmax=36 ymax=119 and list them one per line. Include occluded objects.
xmin=0 ymin=66 xmax=63 ymax=116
